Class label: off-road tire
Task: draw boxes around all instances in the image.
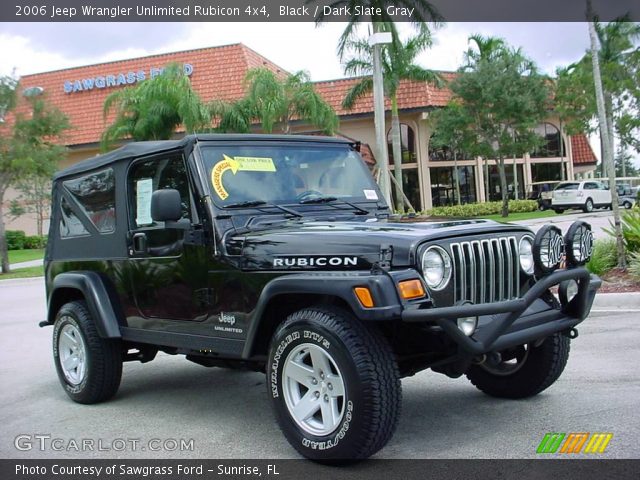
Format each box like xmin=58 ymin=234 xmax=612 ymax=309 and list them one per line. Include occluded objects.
xmin=466 ymin=333 xmax=570 ymax=399
xmin=267 ymin=306 xmax=401 ymax=461
xmin=53 ymin=301 xmax=123 ymax=404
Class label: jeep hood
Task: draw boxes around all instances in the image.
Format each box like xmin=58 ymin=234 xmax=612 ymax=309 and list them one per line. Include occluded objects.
xmin=229 ymin=219 xmax=530 ymax=271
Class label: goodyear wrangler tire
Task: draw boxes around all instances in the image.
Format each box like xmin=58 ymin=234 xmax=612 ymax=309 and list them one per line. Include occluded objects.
xmin=466 ymin=333 xmax=570 ymax=399
xmin=267 ymin=306 xmax=401 ymax=461
xmin=53 ymin=301 xmax=123 ymax=404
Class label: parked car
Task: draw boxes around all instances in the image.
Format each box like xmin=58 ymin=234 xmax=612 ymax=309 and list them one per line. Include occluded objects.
xmin=552 ymin=181 xmax=612 ymax=213
xmin=42 ymin=134 xmax=601 ymax=461
xmin=527 ymin=181 xmax=562 ymax=210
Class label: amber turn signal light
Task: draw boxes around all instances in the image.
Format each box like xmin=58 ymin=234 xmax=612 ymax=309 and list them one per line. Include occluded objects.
xmin=354 ymin=287 xmax=375 ymax=308
xmin=398 ymin=279 xmax=426 ymax=300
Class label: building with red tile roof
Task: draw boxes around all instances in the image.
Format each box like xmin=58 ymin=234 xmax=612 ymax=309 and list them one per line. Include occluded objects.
xmin=5 ymin=43 xmax=599 ymax=234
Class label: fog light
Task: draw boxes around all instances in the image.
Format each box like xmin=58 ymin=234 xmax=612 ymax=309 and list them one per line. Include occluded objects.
xmin=559 ymin=279 xmax=579 ymax=305
xmin=457 ymin=316 xmax=478 ymax=336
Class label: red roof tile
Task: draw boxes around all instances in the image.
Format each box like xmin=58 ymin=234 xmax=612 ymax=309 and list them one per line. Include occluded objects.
xmin=12 ymin=44 xmax=287 ymax=146
xmin=571 ymin=134 xmax=598 ymax=165
xmin=313 ymin=72 xmax=455 ymax=117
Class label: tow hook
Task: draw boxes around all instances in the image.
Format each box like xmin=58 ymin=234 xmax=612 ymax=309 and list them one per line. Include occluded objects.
xmin=563 ymin=328 xmax=579 ymax=339
xmin=472 ymin=354 xmax=486 ymax=365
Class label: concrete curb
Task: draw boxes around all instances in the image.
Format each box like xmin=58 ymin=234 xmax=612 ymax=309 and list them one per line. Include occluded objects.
xmin=0 ymin=276 xmax=45 ymax=286
xmin=591 ymin=292 xmax=640 ymax=311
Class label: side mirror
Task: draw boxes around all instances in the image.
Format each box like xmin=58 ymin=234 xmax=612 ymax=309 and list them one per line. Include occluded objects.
xmin=151 ymin=189 xmax=184 ymax=225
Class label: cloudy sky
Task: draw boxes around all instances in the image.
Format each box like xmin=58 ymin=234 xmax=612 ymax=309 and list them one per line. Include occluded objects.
xmin=1 ymin=22 xmax=593 ymax=79
xmin=1 ymin=21 xmax=633 ymax=164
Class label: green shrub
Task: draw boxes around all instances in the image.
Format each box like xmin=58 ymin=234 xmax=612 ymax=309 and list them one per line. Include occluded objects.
xmin=604 ymin=209 xmax=640 ymax=253
xmin=628 ymin=251 xmax=640 ymax=281
xmin=5 ymin=230 xmax=27 ymax=250
xmin=24 ymin=235 xmax=47 ymax=249
xmin=425 ymin=200 xmax=538 ymax=218
xmin=586 ymin=239 xmax=618 ymax=275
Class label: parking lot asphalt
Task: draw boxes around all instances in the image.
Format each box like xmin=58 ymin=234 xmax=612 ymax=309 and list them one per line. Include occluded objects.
xmin=512 ymin=209 xmax=616 ymax=240
xmin=0 ymin=278 xmax=638 ymax=460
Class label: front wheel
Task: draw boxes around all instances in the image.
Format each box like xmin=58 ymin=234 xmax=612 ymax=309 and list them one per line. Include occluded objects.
xmin=466 ymin=333 xmax=570 ymax=399
xmin=267 ymin=307 xmax=401 ymax=461
xmin=583 ymin=198 xmax=594 ymax=213
xmin=53 ymin=301 xmax=123 ymax=404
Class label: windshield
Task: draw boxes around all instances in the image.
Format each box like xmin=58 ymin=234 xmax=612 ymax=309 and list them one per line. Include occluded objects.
xmin=199 ymin=144 xmax=381 ymax=207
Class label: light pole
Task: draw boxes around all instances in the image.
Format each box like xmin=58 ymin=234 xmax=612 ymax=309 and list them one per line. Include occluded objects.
xmin=369 ymin=31 xmax=393 ymax=208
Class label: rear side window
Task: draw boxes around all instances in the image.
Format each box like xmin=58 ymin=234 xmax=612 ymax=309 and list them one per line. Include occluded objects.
xmin=555 ymin=183 xmax=579 ymax=190
xmin=59 ymin=196 xmax=90 ymax=238
xmin=61 ymin=168 xmax=116 ymax=235
xmin=128 ymin=156 xmax=192 ymax=228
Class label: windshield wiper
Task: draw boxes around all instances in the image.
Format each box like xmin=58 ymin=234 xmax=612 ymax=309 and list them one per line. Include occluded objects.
xmin=224 ymin=200 xmax=302 ymax=217
xmin=299 ymin=195 xmax=370 ymax=215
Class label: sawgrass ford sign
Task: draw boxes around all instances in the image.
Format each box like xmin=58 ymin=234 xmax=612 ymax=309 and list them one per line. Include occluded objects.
xmin=63 ymin=63 xmax=193 ymax=94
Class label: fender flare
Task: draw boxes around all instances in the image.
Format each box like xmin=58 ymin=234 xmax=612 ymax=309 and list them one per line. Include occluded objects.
xmin=241 ymin=272 xmax=403 ymax=358
xmin=47 ymin=271 xmax=123 ymax=338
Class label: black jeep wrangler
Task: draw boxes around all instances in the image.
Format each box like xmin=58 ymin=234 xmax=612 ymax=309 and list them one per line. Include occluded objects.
xmin=43 ymin=134 xmax=601 ymax=460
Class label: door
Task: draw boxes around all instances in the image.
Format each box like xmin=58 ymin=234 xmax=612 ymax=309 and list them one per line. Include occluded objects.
xmin=126 ymin=153 xmax=209 ymax=323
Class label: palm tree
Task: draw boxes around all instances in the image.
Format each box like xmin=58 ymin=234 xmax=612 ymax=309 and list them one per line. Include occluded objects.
xmin=101 ymin=63 xmax=210 ymax=150
xmin=213 ymin=68 xmax=338 ymax=135
xmin=342 ymin=30 xmax=441 ymax=211
xmin=312 ymin=0 xmax=442 ymax=59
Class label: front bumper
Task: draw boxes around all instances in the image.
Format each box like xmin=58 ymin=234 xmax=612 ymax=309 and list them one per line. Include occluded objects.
xmin=401 ymin=267 xmax=601 ymax=355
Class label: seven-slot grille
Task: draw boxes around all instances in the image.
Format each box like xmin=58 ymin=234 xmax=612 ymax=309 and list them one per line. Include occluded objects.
xmin=450 ymin=236 xmax=520 ymax=304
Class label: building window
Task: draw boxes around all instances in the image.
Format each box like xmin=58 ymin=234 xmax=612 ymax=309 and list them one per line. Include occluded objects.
xmin=387 ymin=124 xmax=417 ymax=165
xmin=390 ymin=168 xmax=422 ymax=211
xmin=428 ymin=135 xmax=473 ymax=161
xmin=62 ymin=168 xmax=116 ymax=234
xmin=532 ymin=123 xmax=566 ymax=158
xmin=531 ymin=162 xmax=563 ymax=183
xmin=430 ymin=166 xmax=477 ymax=207
xmin=487 ymin=164 xmax=525 ymax=201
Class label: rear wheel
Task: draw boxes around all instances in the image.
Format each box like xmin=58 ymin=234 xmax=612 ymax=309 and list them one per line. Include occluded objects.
xmin=53 ymin=301 xmax=123 ymax=404
xmin=623 ymin=201 xmax=632 ymax=209
xmin=267 ymin=306 xmax=401 ymax=461
xmin=466 ymin=333 xmax=570 ymax=399
xmin=554 ymin=208 xmax=565 ymax=214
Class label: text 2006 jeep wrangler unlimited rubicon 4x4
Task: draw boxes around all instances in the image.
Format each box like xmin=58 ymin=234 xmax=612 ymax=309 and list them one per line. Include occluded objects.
xmin=43 ymin=134 xmax=601 ymax=460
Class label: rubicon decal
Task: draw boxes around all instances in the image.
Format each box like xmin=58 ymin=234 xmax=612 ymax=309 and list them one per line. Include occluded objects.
xmin=273 ymin=256 xmax=359 ymax=268
xmin=536 ymin=432 xmax=613 ymax=454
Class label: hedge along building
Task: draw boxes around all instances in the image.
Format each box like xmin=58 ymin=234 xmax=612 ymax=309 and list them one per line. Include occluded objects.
xmin=5 ymin=43 xmax=597 ymax=234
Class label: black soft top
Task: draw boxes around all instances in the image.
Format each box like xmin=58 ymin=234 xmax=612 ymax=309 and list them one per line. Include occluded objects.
xmin=54 ymin=134 xmax=354 ymax=180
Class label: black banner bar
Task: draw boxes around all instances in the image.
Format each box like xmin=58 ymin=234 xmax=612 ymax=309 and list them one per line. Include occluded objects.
xmin=2 ymin=0 xmax=639 ymax=22
xmin=3 ymin=459 xmax=640 ymax=480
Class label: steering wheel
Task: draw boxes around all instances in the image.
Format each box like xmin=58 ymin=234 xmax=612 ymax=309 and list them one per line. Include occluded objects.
xmin=296 ymin=190 xmax=324 ymax=202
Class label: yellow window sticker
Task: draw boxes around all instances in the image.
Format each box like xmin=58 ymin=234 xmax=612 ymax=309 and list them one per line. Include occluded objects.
xmin=211 ymin=154 xmax=276 ymax=200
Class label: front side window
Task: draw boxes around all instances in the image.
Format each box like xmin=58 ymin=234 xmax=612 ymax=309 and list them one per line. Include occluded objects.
xmin=128 ymin=156 xmax=192 ymax=228
xmin=199 ymin=144 xmax=380 ymax=206
xmin=62 ymin=168 xmax=116 ymax=234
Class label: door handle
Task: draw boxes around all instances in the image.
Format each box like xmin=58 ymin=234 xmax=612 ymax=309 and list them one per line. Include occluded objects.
xmin=132 ymin=233 xmax=147 ymax=255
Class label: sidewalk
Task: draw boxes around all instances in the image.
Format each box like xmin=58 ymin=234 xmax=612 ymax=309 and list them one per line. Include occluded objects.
xmin=8 ymin=259 xmax=43 ymax=270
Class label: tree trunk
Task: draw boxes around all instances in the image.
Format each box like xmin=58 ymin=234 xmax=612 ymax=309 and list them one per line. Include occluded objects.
xmin=390 ymin=96 xmax=405 ymax=213
xmin=498 ymin=156 xmax=509 ymax=217
xmin=559 ymin=119 xmax=566 ymax=181
xmin=513 ymin=156 xmax=519 ymax=200
xmin=587 ymin=6 xmax=626 ymax=268
xmin=0 ymin=192 xmax=10 ymax=274
xmin=483 ymin=157 xmax=490 ymax=201
xmin=453 ymin=152 xmax=461 ymax=205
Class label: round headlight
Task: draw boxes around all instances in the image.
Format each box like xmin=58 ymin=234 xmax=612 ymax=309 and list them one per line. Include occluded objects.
xmin=421 ymin=246 xmax=452 ymax=290
xmin=565 ymin=221 xmax=594 ymax=266
xmin=533 ymin=225 xmax=564 ymax=274
xmin=518 ymin=235 xmax=534 ymax=275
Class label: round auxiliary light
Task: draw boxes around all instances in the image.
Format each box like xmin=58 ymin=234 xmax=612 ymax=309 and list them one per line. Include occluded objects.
xmin=565 ymin=221 xmax=594 ymax=266
xmin=421 ymin=246 xmax=452 ymax=291
xmin=518 ymin=235 xmax=535 ymax=275
xmin=533 ymin=225 xmax=565 ymax=274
